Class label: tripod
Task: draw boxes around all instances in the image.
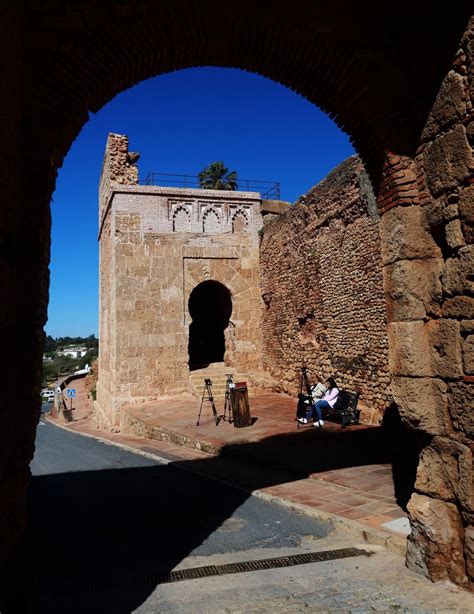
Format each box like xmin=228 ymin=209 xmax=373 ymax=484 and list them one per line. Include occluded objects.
xmin=296 ymin=366 xmax=314 ymax=421
xmin=196 ymin=378 xmax=220 ymax=426
xmin=300 ymin=366 xmax=313 ymax=399
xmin=222 ymin=373 xmax=234 ymax=422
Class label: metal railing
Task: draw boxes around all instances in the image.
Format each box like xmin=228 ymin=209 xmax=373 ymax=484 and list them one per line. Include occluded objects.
xmin=141 ymin=172 xmax=280 ymax=200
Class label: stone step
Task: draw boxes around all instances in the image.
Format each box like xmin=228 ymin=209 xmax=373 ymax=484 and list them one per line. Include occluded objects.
xmin=189 ymin=369 xmax=254 ymax=400
xmin=190 ymin=376 xmax=231 ymax=384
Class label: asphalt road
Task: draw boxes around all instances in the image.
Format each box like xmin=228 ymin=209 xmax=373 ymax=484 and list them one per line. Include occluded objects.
xmin=27 ymin=421 xmax=332 ymax=613
xmin=15 ymin=421 xmax=471 ymax=614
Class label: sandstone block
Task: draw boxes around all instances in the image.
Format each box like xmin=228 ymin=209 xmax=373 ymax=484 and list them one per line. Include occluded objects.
xmin=448 ymin=381 xmax=474 ymax=438
xmin=442 ymin=245 xmax=474 ymax=296
xmin=383 ymin=258 xmax=443 ymax=320
xmin=424 ymin=125 xmax=474 ymax=197
xmin=445 ymin=219 xmax=466 ymax=250
xmin=388 ymin=321 xmax=432 ymax=376
xmin=406 ymin=493 xmax=466 ymax=584
xmin=463 ymin=335 xmax=474 ymax=375
xmin=459 ymin=185 xmax=474 ymax=244
xmin=426 ymin=319 xmax=463 ymax=379
xmin=443 ymin=203 xmax=459 ymax=223
xmin=391 ymin=376 xmax=448 ymax=435
xmin=465 ymin=525 xmax=474 ymax=581
xmin=422 ymin=72 xmax=467 ymax=140
xmin=461 ymin=320 xmax=474 ymax=334
xmin=415 ymin=437 xmax=473 ymax=511
xmin=458 ymin=185 xmax=474 ymax=222
xmin=380 ymin=205 xmax=441 ymax=266
xmin=469 ymin=36 xmax=474 ymax=101
xmin=443 ymin=296 xmax=474 ymax=319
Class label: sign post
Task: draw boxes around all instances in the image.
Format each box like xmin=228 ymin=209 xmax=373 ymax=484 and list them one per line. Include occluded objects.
xmin=66 ymin=388 xmax=76 ymax=411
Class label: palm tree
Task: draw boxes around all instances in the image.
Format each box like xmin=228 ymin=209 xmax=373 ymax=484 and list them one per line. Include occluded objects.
xmin=198 ymin=161 xmax=238 ymax=190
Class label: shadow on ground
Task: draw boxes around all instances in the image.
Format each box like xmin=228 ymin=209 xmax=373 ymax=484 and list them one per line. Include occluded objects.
xmin=3 ymin=409 xmax=418 ymax=613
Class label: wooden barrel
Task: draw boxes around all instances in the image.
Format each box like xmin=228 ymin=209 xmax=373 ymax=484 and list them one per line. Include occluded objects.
xmin=230 ymin=383 xmax=252 ymax=428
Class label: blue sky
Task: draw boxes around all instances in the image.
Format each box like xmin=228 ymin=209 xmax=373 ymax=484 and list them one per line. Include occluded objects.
xmin=48 ymin=67 xmax=354 ymax=338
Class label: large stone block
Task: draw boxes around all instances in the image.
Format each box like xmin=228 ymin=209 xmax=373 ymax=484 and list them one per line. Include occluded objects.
xmin=383 ymin=258 xmax=443 ymax=320
xmin=465 ymin=525 xmax=474 ymax=581
xmin=443 ymin=296 xmax=474 ymax=319
xmin=448 ymin=381 xmax=474 ymax=438
xmin=415 ymin=437 xmax=473 ymax=512
xmin=426 ymin=318 xmax=463 ymax=379
xmin=388 ymin=321 xmax=432 ymax=376
xmin=424 ymin=125 xmax=474 ymax=197
xmin=463 ymin=335 xmax=474 ymax=374
xmin=458 ymin=185 xmax=474 ymax=221
xmin=406 ymin=493 xmax=466 ymax=584
xmin=391 ymin=376 xmax=448 ymax=435
xmin=445 ymin=219 xmax=466 ymax=250
xmin=468 ymin=35 xmax=474 ymax=102
xmin=380 ymin=205 xmax=441 ymax=266
xmin=422 ymin=72 xmax=468 ymax=140
xmin=442 ymin=245 xmax=474 ymax=296
xmin=459 ymin=185 xmax=474 ymax=244
xmin=462 ymin=320 xmax=474 ymax=334
xmin=388 ymin=319 xmax=462 ymax=379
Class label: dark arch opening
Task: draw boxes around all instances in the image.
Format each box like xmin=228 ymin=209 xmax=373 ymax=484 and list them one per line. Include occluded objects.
xmin=188 ymin=280 xmax=232 ymax=370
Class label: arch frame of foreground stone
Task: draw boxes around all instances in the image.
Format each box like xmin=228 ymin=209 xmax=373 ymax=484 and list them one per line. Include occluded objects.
xmin=1 ymin=1 xmax=473 ymax=592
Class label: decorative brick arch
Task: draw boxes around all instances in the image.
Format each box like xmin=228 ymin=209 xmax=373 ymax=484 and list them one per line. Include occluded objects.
xmin=172 ymin=205 xmax=191 ymax=232
xmin=1 ymin=3 xmax=473 ymax=593
xmin=232 ymin=209 xmax=249 ymax=235
xmin=202 ymin=207 xmax=221 ymax=233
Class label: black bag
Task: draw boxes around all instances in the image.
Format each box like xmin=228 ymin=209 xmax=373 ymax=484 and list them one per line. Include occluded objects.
xmin=332 ymin=390 xmax=350 ymax=413
xmin=332 ymin=390 xmax=360 ymax=426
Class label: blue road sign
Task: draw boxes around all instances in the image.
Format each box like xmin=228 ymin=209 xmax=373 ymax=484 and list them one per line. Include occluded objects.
xmin=67 ymin=388 xmax=76 ymax=398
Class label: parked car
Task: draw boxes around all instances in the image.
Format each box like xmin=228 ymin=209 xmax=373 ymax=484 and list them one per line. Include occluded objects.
xmin=41 ymin=390 xmax=55 ymax=403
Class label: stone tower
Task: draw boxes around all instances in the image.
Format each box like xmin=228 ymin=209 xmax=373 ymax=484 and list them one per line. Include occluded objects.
xmin=95 ymin=133 xmax=264 ymax=429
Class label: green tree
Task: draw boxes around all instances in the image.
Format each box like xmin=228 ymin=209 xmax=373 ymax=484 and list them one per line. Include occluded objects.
xmin=198 ymin=161 xmax=237 ymax=191
xmin=84 ymin=334 xmax=98 ymax=350
xmin=44 ymin=335 xmax=57 ymax=353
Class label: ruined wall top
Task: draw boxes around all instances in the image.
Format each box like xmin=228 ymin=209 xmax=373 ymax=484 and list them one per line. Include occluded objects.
xmin=99 ymin=133 xmax=140 ymax=223
xmin=296 ymin=155 xmax=377 ymax=228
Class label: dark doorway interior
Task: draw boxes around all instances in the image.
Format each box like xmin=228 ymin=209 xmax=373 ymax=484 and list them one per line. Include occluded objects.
xmin=188 ymin=280 xmax=232 ymax=370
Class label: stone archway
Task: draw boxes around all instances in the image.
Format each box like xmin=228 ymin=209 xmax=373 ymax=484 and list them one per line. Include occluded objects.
xmin=183 ymin=249 xmax=262 ymax=377
xmin=188 ymin=280 xmax=232 ymax=368
xmin=1 ymin=2 xmax=473 ymax=590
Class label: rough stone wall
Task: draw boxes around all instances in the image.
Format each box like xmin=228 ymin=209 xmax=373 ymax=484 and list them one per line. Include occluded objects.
xmin=260 ymin=157 xmax=389 ymax=420
xmin=380 ymin=17 xmax=474 ymax=587
xmin=95 ymin=135 xmax=263 ymax=430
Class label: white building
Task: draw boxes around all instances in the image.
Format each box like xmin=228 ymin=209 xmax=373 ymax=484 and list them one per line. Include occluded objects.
xmin=57 ymin=346 xmax=88 ymax=359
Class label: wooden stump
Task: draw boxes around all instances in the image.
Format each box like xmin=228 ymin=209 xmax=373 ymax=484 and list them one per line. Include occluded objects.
xmin=230 ymin=384 xmax=252 ymax=428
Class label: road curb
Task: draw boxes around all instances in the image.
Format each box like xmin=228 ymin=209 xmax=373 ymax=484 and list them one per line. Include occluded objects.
xmin=45 ymin=417 xmax=407 ymax=557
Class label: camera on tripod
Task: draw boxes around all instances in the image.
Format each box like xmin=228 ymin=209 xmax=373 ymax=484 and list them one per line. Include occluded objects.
xmin=196 ymin=378 xmax=220 ymax=426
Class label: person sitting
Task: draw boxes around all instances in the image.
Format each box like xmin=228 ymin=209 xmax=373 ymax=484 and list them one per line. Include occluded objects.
xmin=298 ymin=377 xmax=339 ymax=428
xmin=302 ymin=381 xmax=327 ymax=411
